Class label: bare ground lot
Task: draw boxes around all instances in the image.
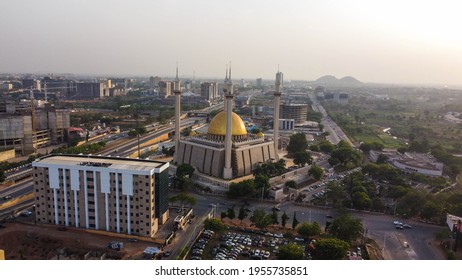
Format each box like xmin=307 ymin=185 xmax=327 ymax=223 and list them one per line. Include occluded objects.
xmin=0 ymin=220 xmax=163 ymax=260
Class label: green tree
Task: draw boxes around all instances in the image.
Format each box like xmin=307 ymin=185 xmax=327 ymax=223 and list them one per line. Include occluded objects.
xmin=328 ymin=214 xmax=364 ymax=244
xmin=310 ymin=144 xmax=320 ymax=152
xmin=297 ymin=222 xmax=321 ymax=239
xmin=220 ymin=211 xmax=227 ymax=222
xmin=227 ymin=206 xmax=236 ymax=220
xmin=238 ymin=206 xmax=248 ymax=224
xmin=254 ymin=174 xmax=271 ymax=198
xmin=169 ymin=192 xmax=197 ymax=212
xmin=308 ymin=165 xmax=324 ymax=181
xmin=292 ymin=212 xmax=299 ymax=230
xmin=204 ymin=218 xmax=227 ymax=233
xmin=293 ymin=151 xmax=313 ymax=167
xmin=330 ymin=147 xmax=362 ymax=166
xmin=421 ymin=201 xmax=442 ymax=221
xmin=250 ymin=209 xmax=273 ymax=230
xmin=397 ymin=190 xmax=427 ymax=217
xmin=162 ymin=146 xmax=175 ymax=156
xmin=312 ymin=238 xmax=350 ymax=260
xmin=176 ymin=163 xmax=195 ymax=179
xmin=359 ymin=142 xmax=384 ymax=153
xmin=281 ymin=211 xmax=289 ymax=228
xmin=287 ymin=133 xmax=308 ymax=155
xmin=227 ymin=179 xmax=256 ymax=198
xmin=271 ymin=209 xmax=279 ymax=225
xmin=351 ymin=191 xmax=372 ymax=209
xmin=274 ymin=159 xmax=287 ymax=174
xmin=337 ymin=140 xmax=351 ymax=149
xmin=325 ymin=182 xmax=348 ymax=207
xmin=285 ymin=180 xmax=297 ymax=189
xmin=277 ymin=243 xmax=305 ymax=260
xmin=319 ymin=141 xmax=335 ymax=153
xmin=376 ymin=154 xmax=389 ymax=164
xmin=386 ymin=185 xmax=410 ymax=200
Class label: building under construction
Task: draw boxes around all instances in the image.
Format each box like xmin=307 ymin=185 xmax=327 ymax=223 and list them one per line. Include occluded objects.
xmin=0 ymin=100 xmax=70 ymax=155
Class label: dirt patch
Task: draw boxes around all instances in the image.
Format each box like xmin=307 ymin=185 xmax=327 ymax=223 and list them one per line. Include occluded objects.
xmin=0 ymin=221 xmax=163 ymax=260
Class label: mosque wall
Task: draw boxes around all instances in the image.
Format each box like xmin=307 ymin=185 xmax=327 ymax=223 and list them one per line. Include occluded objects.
xmin=234 ymin=142 xmax=275 ymax=177
xmin=211 ymin=150 xmax=225 ymax=178
xmin=177 ymin=140 xmax=225 ymax=178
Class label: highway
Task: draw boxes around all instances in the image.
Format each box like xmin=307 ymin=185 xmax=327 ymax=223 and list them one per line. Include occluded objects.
xmin=309 ymin=93 xmax=354 ymax=147
xmin=0 ymin=116 xmax=207 ymax=221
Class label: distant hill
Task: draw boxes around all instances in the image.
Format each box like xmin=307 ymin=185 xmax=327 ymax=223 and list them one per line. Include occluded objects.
xmin=315 ymin=75 xmax=338 ymax=84
xmin=314 ymin=75 xmax=363 ymax=86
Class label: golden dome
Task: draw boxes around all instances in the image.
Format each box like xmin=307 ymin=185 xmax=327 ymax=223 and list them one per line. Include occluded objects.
xmin=257 ymin=132 xmax=264 ymax=137
xmin=208 ymin=111 xmax=247 ymax=136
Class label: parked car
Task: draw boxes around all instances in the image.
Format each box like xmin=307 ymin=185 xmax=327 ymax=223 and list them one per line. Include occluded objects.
xmin=163 ymin=250 xmax=171 ymax=257
xmin=20 ymin=211 xmax=32 ymax=217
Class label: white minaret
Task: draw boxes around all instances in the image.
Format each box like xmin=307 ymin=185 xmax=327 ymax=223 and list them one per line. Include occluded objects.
xmin=223 ymin=62 xmax=234 ymax=179
xmin=173 ymin=63 xmax=181 ymax=163
xmin=224 ymin=64 xmax=229 ymax=112
xmin=227 ymin=62 xmax=234 ymax=110
xmin=273 ymin=69 xmax=283 ymax=161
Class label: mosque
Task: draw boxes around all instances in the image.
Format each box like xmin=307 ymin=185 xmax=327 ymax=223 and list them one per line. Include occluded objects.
xmin=173 ymin=65 xmax=283 ymax=179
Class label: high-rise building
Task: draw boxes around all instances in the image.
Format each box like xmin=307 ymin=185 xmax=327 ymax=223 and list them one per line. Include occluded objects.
xmin=76 ymin=82 xmax=105 ymax=99
xmin=200 ymin=82 xmax=219 ymax=102
xmin=32 ymin=155 xmax=170 ymax=237
xmin=0 ymin=102 xmax=70 ymax=154
xmin=159 ymin=81 xmax=173 ymax=98
xmin=256 ymin=78 xmax=262 ymax=88
xmin=22 ymin=79 xmax=41 ymax=91
xmin=280 ymin=103 xmax=308 ymax=124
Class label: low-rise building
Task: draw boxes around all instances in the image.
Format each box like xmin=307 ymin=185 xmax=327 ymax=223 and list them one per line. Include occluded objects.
xmin=370 ymin=150 xmax=443 ymax=177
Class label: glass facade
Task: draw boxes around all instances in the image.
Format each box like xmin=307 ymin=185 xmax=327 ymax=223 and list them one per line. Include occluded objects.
xmin=155 ymin=170 xmax=169 ymax=218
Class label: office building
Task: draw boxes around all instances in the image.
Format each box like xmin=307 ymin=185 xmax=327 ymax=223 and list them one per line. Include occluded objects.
xmin=76 ymin=82 xmax=105 ymax=99
xmin=32 ymin=155 xmax=170 ymax=237
xmin=200 ymin=82 xmax=219 ymax=102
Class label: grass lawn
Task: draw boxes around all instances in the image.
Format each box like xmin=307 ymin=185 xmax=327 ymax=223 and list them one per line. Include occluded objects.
xmin=350 ymin=131 xmax=404 ymax=149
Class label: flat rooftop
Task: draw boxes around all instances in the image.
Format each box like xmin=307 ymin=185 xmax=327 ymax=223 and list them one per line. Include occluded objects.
xmin=34 ymin=154 xmax=168 ymax=173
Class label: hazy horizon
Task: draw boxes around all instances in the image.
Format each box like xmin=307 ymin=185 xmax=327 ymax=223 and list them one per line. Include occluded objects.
xmin=1 ymin=0 xmax=461 ymax=86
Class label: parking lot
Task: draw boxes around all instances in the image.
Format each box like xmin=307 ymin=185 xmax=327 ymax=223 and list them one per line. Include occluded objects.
xmin=187 ymin=228 xmax=310 ymax=260
xmin=301 ymin=167 xmax=362 ymax=202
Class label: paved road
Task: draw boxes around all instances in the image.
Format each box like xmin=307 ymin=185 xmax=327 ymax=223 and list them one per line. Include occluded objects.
xmin=308 ymin=93 xmax=354 ymax=147
xmin=189 ymin=193 xmax=446 ymax=260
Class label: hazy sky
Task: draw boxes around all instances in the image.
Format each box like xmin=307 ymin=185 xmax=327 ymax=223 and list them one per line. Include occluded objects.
xmin=1 ymin=0 xmax=461 ymax=85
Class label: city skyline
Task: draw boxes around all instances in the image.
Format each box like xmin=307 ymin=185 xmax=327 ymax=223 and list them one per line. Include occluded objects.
xmin=1 ymin=0 xmax=461 ymax=86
